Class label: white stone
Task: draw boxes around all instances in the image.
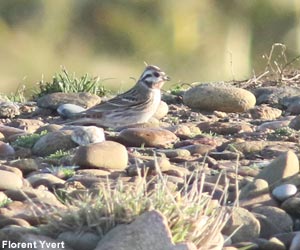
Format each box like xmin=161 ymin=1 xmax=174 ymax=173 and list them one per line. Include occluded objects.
xmin=290 ymin=232 xmax=300 ymax=250
xmin=71 ymin=126 xmax=105 ymax=146
xmin=57 ymin=103 xmax=85 ymax=118
xmin=272 ymin=184 xmax=297 ymax=202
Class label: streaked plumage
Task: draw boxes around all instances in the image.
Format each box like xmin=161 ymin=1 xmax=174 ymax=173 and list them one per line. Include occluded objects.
xmin=67 ymin=65 xmax=170 ymax=128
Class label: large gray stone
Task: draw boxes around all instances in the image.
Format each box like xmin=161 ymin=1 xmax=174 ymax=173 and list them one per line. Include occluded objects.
xmin=183 ymin=83 xmax=256 ymax=112
xmin=32 ymin=130 xmax=77 ymax=156
xmin=255 ymin=151 xmax=300 ymax=187
xmin=95 ymin=210 xmax=196 ymax=250
xmin=222 ymin=207 xmax=260 ymax=243
xmin=37 ymin=92 xmax=101 ymax=110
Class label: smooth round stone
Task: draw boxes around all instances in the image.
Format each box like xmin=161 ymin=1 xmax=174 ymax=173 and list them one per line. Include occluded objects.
xmin=290 ymin=232 xmax=300 ymax=250
xmin=71 ymin=126 xmax=105 ymax=145
xmin=26 ymin=173 xmax=65 ymax=189
xmin=153 ymin=101 xmax=169 ymax=120
xmin=37 ymin=92 xmax=101 ymax=110
xmin=32 ymin=130 xmax=77 ymax=156
xmin=8 ymin=118 xmax=45 ymax=134
xmin=58 ymin=231 xmax=99 ymax=250
xmin=272 ymin=184 xmax=297 ymax=202
xmin=0 ymin=141 xmax=15 ymax=157
xmin=72 ymin=141 xmax=128 ymax=170
xmin=0 ymin=170 xmax=23 ymax=190
xmin=118 ymin=128 xmax=178 ymax=148
xmin=249 ymin=104 xmax=282 ymax=120
xmin=183 ymin=83 xmax=256 ymax=113
xmin=57 ymin=103 xmax=86 ymax=118
xmin=255 ymin=151 xmax=299 ymax=187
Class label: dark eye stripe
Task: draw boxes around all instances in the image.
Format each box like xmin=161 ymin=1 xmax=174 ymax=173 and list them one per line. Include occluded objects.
xmin=141 ymin=74 xmax=152 ymax=81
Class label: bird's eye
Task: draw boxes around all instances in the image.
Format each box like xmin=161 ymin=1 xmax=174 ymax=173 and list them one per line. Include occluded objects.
xmin=153 ymin=72 xmax=160 ymax=77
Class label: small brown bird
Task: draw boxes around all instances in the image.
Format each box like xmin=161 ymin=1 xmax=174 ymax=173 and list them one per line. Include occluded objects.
xmin=67 ymin=65 xmax=170 ymax=128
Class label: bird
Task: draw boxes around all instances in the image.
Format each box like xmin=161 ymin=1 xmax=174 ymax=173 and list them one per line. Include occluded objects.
xmin=64 ymin=65 xmax=170 ymax=129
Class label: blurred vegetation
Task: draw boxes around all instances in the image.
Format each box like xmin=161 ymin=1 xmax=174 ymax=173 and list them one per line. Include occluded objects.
xmin=0 ymin=0 xmax=299 ymax=97
xmin=35 ymin=67 xmax=108 ymax=98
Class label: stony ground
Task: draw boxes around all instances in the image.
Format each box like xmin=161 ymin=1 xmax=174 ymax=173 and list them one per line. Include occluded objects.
xmin=1 ymin=80 xmax=300 ymax=250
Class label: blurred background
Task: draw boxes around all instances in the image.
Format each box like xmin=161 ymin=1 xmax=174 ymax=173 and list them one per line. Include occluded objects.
xmin=0 ymin=0 xmax=299 ymax=96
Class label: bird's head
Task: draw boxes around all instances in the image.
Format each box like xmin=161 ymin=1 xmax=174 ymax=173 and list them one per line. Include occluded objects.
xmin=138 ymin=65 xmax=170 ymax=89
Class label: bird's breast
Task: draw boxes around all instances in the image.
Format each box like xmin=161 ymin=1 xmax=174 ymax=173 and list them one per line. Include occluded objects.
xmin=151 ymin=89 xmax=161 ymax=111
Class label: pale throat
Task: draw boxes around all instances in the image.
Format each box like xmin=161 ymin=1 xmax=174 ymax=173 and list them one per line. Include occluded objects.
xmin=151 ymin=88 xmax=161 ymax=110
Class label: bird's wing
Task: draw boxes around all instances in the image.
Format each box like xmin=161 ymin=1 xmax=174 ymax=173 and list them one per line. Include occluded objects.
xmin=79 ymin=88 xmax=144 ymax=116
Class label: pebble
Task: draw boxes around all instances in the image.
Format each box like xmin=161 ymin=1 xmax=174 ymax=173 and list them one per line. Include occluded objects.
xmin=153 ymin=101 xmax=169 ymax=120
xmin=127 ymin=157 xmax=171 ymax=176
xmin=37 ymin=92 xmax=101 ymax=110
xmin=167 ymin=124 xmax=192 ymax=138
xmin=156 ymin=148 xmax=190 ymax=158
xmin=183 ymin=83 xmax=256 ymax=112
xmin=272 ymin=184 xmax=297 ymax=202
xmin=255 ymin=151 xmax=300 ymax=187
xmin=7 ymin=119 xmax=46 ymax=133
xmin=253 ymin=86 xmax=300 ymax=106
xmin=222 ymin=207 xmax=260 ymax=243
xmin=118 ymin=128 xmax=178 ymax=148
xmin=0 ymin=125 xmax=27 ymax=140
xmin=289 ymin=115 xmax=300 ymax=130
xmin=249 ymin=104 xmax=282 ymax=120
xmin=287 ymin=102 xmax=300 ymax=114
xmin=257 ymin=119 xmax=293 ymax=131
xmin=5 ymin=187 xmax=65 ymax=208
xmin=32 ymin=130 xmax=77 ymax=156
xmin=26 ymin=173 xmax=65 ymax=189
xmin=57 ymin=103 xmax=86 ymax=118
xmin=0 ymin=141 xmax=15 ymax=157
xmin=0 ymin=170 xmax=23 ymax=190
xmin=180 ymin=144 xmax=216 ymax=155
xmin=70 ymin=126 xmax=105 ymax=145
xmin=254 ymin=238 xmax=286 ymax=250
xmin=8 ymin=158 xmax=41 ymax=175
xmin=281 ymin=197 xmax=300 ymax=217
xmin=290 ymin=232 xmax=300 ymax=250
xmin=197 ymin=121 xmax=253 ymax=135
xmin=252 ymin=206 xmax=293 ymax=235
xmin=94 ymin=210 xmax=192 ymax=250
xmin=239 ymin=179 xmax=269 ymax=200
xmin=0 ymin=164 xmax=23 ymax=178
xmin=58 ymin=231 xmax=99 ymax=250
xmin=35 ymin=124 xmax=63 ymax=134
xmin=76 ymin=169 xmax=111 ymax=177
xmin=72 ymin=141 xmax=128 ymax=170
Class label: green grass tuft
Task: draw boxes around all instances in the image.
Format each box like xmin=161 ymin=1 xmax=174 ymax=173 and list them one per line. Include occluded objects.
xmin=170 ymin=82 xmax=189 ymax=96
xmin=46 ymin=149 xmax=70 ymax=160
xmin=0 ymin=84 xmax=27 ymax=103
xmin=273 ymin=126 xmax=294 ymax=136
xmin=0 ymin=198 xmax=12 ymax=208
xmin=12 ymin=131 xmax=47 ymax=148
xmin=35 ymin=67 xmax=109 ymax=98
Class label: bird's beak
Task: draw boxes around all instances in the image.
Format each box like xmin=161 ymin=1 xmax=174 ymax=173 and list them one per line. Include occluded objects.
xmin=163 ymin=75 xmax=171 ymax=81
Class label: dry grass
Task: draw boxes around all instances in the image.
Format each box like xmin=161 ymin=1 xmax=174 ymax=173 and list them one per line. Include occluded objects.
xmin=39 ymin=163 xmax=230 ymax=249
xmin=234 ymin=43 xmax=300 ymax=89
